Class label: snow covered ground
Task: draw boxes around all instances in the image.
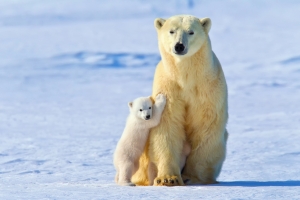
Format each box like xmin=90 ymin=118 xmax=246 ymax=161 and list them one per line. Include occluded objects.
xmin=1 ymin=0 xmax=300 ymax=199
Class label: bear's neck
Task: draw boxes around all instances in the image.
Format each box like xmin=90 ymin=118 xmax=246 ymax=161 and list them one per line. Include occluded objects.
xmin=160 ymin=39 xmax=218 ymax=86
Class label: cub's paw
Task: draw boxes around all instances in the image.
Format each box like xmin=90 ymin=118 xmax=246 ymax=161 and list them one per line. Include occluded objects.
xmin=118 ymin=182 xmax=136 ymax=186
xmin=154 ymin=175 xmax=184 ymax=186
xmin=155 ymin=94 xmax=166 ymax=105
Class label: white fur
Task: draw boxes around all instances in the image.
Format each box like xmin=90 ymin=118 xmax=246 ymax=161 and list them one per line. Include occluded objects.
xmin=114 ymin=94 xmax=166 ymax=186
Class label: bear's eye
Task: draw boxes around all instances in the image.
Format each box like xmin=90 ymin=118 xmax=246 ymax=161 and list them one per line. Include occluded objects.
xmin=139 ymin=109 xmax=142 ymax=112
xmin=149 ymin=107 xmax=151 ymax=109
xmin=189 ymin=31 xmax=194 ymax=35
xmin=170 ymin=30 xmax=174 ymax=34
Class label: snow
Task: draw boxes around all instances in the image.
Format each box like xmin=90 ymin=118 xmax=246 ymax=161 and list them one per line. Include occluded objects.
xmin=1 ymin=0 xmax=300 ymax=199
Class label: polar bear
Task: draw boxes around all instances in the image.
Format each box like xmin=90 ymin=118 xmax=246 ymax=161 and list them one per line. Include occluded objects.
xmin=114 ymin=94 xmax=166 ymax=186
xmin=132 ymin=15 xmax=228 ymax=186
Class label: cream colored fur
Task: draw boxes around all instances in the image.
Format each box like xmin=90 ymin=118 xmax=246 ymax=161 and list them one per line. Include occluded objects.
xmin=148 ymin=141 xmax=191 ymax=185
xmin=132 ymin=15 xmax=228 ymax=186
xmin=114 ymin=94 xmax=166 ymax=186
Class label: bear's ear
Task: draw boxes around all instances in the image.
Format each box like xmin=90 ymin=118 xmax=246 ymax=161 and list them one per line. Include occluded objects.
xmin=128 ymin=102 xmax=133 ymax=108
xmin=154 ymin=18 xmax=166 ymax=30
xmin=200 ymin=17 xmax=211 ymax=33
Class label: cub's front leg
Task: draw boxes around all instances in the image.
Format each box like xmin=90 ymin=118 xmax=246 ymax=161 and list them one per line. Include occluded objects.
xmin=148 ymin=94 xmax=166 ymax=128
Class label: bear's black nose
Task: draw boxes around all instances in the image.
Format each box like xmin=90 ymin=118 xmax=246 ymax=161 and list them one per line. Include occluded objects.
xmin=146 ymin=115 xmax=150 ymax=120
xmin=175 ymin=43 xmax=185 ymax=53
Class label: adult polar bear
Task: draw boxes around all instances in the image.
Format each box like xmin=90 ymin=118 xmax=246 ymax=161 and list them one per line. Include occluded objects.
xmin=132 ymin=15 xmax=228 ymax=186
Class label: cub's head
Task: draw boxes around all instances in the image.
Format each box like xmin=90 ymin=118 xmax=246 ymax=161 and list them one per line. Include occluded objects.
xmin=128 ymin=96 xmax=153 ymax=120
xmin=154 ymin=15 xmax=211 ymax=58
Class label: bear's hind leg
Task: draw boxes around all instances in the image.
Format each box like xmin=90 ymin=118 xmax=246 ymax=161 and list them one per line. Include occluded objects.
xmin=180 ymin=141 xmax=191 ymax=172
xmin=182 ymin=129 xmax=227 ymax=185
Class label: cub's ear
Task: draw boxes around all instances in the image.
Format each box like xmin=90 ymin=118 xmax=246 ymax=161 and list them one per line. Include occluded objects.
xmin=128 ymin=102 xmax=133 ymax=108
xmin=154 ymin=18 xmax=166 ymax=30
xmin=199 ymin=17 xmax=211 ymax=33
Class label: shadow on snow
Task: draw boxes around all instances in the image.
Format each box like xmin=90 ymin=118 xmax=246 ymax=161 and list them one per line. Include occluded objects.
xmin=215 ymin=180 xmax=300 ymax=187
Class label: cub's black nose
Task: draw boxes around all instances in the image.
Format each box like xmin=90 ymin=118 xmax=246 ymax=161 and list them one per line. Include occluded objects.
xmin=175 ymin=43 xmax=185 ymax=53
xmin=146 ymin=115 xmax=150 ymax=120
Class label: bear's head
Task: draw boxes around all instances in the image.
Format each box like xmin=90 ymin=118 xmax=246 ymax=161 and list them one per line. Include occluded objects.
xmin=128 ymin=96 xmax=153 ymax=120
xmin=154 ymin=15 xmax=211 ymax=58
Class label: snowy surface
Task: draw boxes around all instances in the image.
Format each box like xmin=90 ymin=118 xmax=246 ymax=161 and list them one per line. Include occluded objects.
xmin=1 ymin=0 xmax=300 ymax=199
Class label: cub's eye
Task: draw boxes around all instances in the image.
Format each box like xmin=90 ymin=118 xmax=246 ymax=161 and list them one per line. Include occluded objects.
xmin=149 ymin=107 xmax=151 ymax=109
xmin=139 ymin=109 xmax=142 ymax=112
xmin=189 ymin=31 xmax=194 ymax=35
xmin=170 ymin=30 xmax=174 ymax=34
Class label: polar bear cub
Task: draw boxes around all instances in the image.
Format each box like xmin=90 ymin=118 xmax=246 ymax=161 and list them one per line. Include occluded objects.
xmin=114 ymin=94 xmax=166 ymax=186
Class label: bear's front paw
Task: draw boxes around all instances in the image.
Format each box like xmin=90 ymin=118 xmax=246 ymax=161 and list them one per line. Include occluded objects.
xmin=154 ymin=175 xmax=184 ymax=186
xmin=155 ymin=94 xmax=166 ymax=104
